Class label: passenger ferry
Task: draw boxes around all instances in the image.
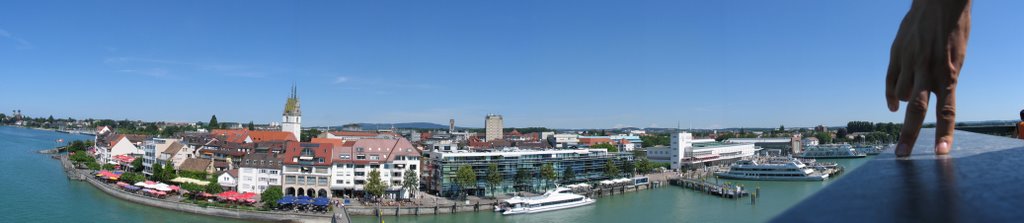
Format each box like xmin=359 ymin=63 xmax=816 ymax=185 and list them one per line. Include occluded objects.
xmin=715 ymin=157 xmax=829 ymax=181
xmin=495 ymin=187 xmax=595 ymax=215
xmin=795 ymin=144 xmax=867 ymax=159
xmin=854 ymin=145 xmax=884 ymax=155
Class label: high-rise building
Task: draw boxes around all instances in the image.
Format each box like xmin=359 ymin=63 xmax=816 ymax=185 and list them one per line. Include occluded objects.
xmin=449 ymin=119 xmax=455 ymax=133
xmin=282 ymin=84 xmax=302 ymax=141
xmin=484 ymin=114 xmax=503 ymax=141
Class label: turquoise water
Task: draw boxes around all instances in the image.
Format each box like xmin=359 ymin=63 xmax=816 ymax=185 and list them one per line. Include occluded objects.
xmin=0 ymin=126 xmax=249 ymax=223
xmin=2 ymin=126 xmax=873 ymax=223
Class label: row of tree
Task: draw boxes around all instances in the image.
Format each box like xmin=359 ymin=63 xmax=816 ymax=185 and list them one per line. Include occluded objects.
xmin=363 ymin=168 xmax=419 ymax=202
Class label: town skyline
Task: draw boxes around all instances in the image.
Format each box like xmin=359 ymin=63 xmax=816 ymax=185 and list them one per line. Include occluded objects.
xmin=2 ymin=1 xmax=1022 ymax=129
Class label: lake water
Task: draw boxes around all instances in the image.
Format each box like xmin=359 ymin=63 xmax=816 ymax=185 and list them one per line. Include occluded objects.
xmin=0 ymin=126 xmax=249 ymax=223
xmin=1 ymin=126 xmax=873 ymax=223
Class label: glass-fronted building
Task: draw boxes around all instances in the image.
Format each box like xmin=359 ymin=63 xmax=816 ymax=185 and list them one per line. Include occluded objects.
xmin=425 ymin=148 xmax=634 ymax=198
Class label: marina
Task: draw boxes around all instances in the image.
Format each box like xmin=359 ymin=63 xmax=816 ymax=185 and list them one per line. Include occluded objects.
xmin=794 ymin=144 xmax=867 ymax=159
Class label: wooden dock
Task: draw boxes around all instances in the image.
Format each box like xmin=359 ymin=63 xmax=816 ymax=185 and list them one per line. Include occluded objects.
xmin=668 ymin=178 xmax=749 ymax=199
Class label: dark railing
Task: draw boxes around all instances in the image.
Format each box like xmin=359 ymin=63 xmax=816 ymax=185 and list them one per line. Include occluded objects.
xmin=772 ymin=129 xmax=1024 ymax=223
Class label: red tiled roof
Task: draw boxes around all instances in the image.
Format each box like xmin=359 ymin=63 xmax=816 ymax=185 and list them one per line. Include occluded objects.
xmin=211 ymin=129 xmax=297 ymax=143
xmin=247 ymin=131 xmax=297 ymax=142
xmin=331 ymin=138 xmax=419 ymax=164
xmin=579 ymin=138 xmax=613 ymax=146
xmin=328 ymin=131 xmax=380 ymax=137
xmin=310 ymin=138 xmax=346 ymax=147
xmin=282 ymin=143 xmax=333 ymax=166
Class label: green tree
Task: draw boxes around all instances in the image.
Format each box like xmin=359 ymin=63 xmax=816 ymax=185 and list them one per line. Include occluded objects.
xmin=402 ymin=168 xmax=418 ymax=200
xmin=640 ymin=134 xmax=670 ymax=147
xmin=815 ymin=132 xmax=833 ymax=144
xmin=47 ymin=115 xmax=55 ymax=124
xmin=636 ymin=158 xmax=653 ymax=174
xmin=514 ymin=168 xmax=530 ymax=192
xmin=623 ymin=160 xmax=636 ymax=177
xmin=485 ymin=163 xmax=502 ymax=198
xmin=180 ymin=183 xmax=204 ymax=194
xmin=301 ymin=128 xmax=322 ymax=142
xmin=131 ymin=158 xmax=144 ymax=173
xmin=247 ymin=121 xmax=255 ymax=130
xmin=205 ymin=182 xmax=224 ymax=193
xmin=561 ymin=166 xmax=575 ymax=183
xmin=365 ymin=169 xmax=385 ymax=201
xmin=261 ymin=186 xmax=283 ymax=208
xmin=591 ymin=143 xmax=618 ymax=152
xmin=161 ymin=163 xmax=177 ymax=181
xmin=120 ymin=172 xmax=145 ymax=184
xmin=604 ymin=160 xmax=620 ymax=179
xmin=779 ymin=125 xmax=786 ymax=132
xmin=208 ymin=115 xmax=219 ymax=130
xmin=455 ymin=165 xmax=477 ymax=199
xmin=102 ymin=163 xmax=116 ymax=170
xmin=152 ymin=163 xmax=164 ymax=181
xmin=540 ymin=163 xmax=556 ymax=190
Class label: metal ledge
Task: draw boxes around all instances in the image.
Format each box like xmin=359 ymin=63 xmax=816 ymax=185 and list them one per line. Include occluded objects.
xmin=772 ymin=129 xmax=1024 ymax=223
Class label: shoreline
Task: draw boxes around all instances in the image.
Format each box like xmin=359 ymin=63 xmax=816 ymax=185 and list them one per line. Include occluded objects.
xmin=53 ymin=152 xmax=345 ymax=223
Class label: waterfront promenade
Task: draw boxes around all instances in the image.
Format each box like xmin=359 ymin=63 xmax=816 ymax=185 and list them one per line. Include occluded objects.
xmin=60 ymin=154 xmax=347 ymax=223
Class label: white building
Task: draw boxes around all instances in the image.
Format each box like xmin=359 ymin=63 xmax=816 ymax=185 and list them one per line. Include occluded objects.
xmin=218 ymin=170 xmax=238 ymax=191
xmin=238 ymin=153 xmax=283 ymax=194
xmin=670 ymin=132 xmax=756 ymax=170
xmin=548 ymin=133 xmax=580 ymax=148
xmin=329 ymin=138 xmax=421 ymax=199
xmin=97 ymin=135 xmax=145 ymax=164
xmin=281 ymin=85 xmax=302 ymax=141
xmin=142 ymin=138 xmax=181 ymax=176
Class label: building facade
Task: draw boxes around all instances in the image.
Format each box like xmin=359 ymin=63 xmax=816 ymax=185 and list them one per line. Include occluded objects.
xmin=327 ymin=138 xmax=421 ymax=199
xmin=425 ymin=148 xmax=634 ymax=198
xmin=142 ymin=138 xmax=180 ymax=176
xmin=484 ymin=114 xmax=503 ymax=141
xmin=672 ymin=132 xmax=757 ymax=170
xmin=238 ymin=153 xmax=283 ymax=194
xmin=281 ymin=142 xmax=332 ymax=198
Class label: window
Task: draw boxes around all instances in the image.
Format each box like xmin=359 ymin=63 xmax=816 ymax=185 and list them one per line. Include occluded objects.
xmin=269 ymin=170 xmax=278 ymax=174
xmin=370 ymin=155 xmax=379 ymax=160
xmin=355 ymin=172 xmax=365 ymax=176
xmin=410 ymin=164 xmax=417 ymax=170
xmin=285 ymin=176 xmax=296 ymax=184
xmin=394 ymin=172 xmax=402 ymax=177
xmin=356 ymin=155 xmax=366 ymax=160
xmin=370 ymin=165 xmax=379 ymax=169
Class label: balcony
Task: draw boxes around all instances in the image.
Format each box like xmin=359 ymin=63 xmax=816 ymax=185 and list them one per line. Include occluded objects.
xmin=772 ymin=129 xmax=1024 ymax=222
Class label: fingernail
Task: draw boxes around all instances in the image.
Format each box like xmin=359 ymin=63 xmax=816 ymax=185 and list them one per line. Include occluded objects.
xmin=935 ymin=141 xmax=950 ymax=155
xmin=887 ymin=101 xmax=897 ymax=112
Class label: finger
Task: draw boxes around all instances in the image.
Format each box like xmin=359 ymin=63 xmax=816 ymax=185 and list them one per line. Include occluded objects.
xmin=886 ymin=49 xmax=901 ymax=112
xmin=895 ymin=86 xmax=930 ymax=157
xmin=933 ymin=87 xmax=955 ymax=155
xmin=894 ymin=53 xmax=915 ymax=101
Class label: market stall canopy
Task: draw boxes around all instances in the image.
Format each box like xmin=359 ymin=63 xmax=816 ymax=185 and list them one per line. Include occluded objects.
xmin=170 ymin=177 xmax=210 ymax=186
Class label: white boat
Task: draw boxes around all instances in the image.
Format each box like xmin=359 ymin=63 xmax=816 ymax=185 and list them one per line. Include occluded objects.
xmin=494 ymin=187 xmax=595 ymax=215
xmin=715 ymin=157 xmax=829 ymax=181
xmin=795 ymin=144 xmax=867 ymax=159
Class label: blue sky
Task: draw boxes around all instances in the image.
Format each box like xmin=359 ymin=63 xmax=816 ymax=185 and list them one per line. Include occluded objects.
xmin=1 ymin=0 xmax=1021 ymax=129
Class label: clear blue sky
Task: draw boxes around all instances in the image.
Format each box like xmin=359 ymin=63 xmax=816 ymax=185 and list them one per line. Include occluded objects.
xmin=1 ymin=0 xmax=1021 ymax=129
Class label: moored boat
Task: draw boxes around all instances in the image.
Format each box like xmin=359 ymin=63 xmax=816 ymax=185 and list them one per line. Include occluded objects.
xmin=715 ymin=157 xmax=829 ymax=181
xmin=495 ymin=187 xmax=595 ymax=215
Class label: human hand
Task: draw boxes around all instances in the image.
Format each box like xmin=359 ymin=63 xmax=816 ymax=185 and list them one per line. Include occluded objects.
xmin=885 ymin=0 xmax=971 ymax=157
